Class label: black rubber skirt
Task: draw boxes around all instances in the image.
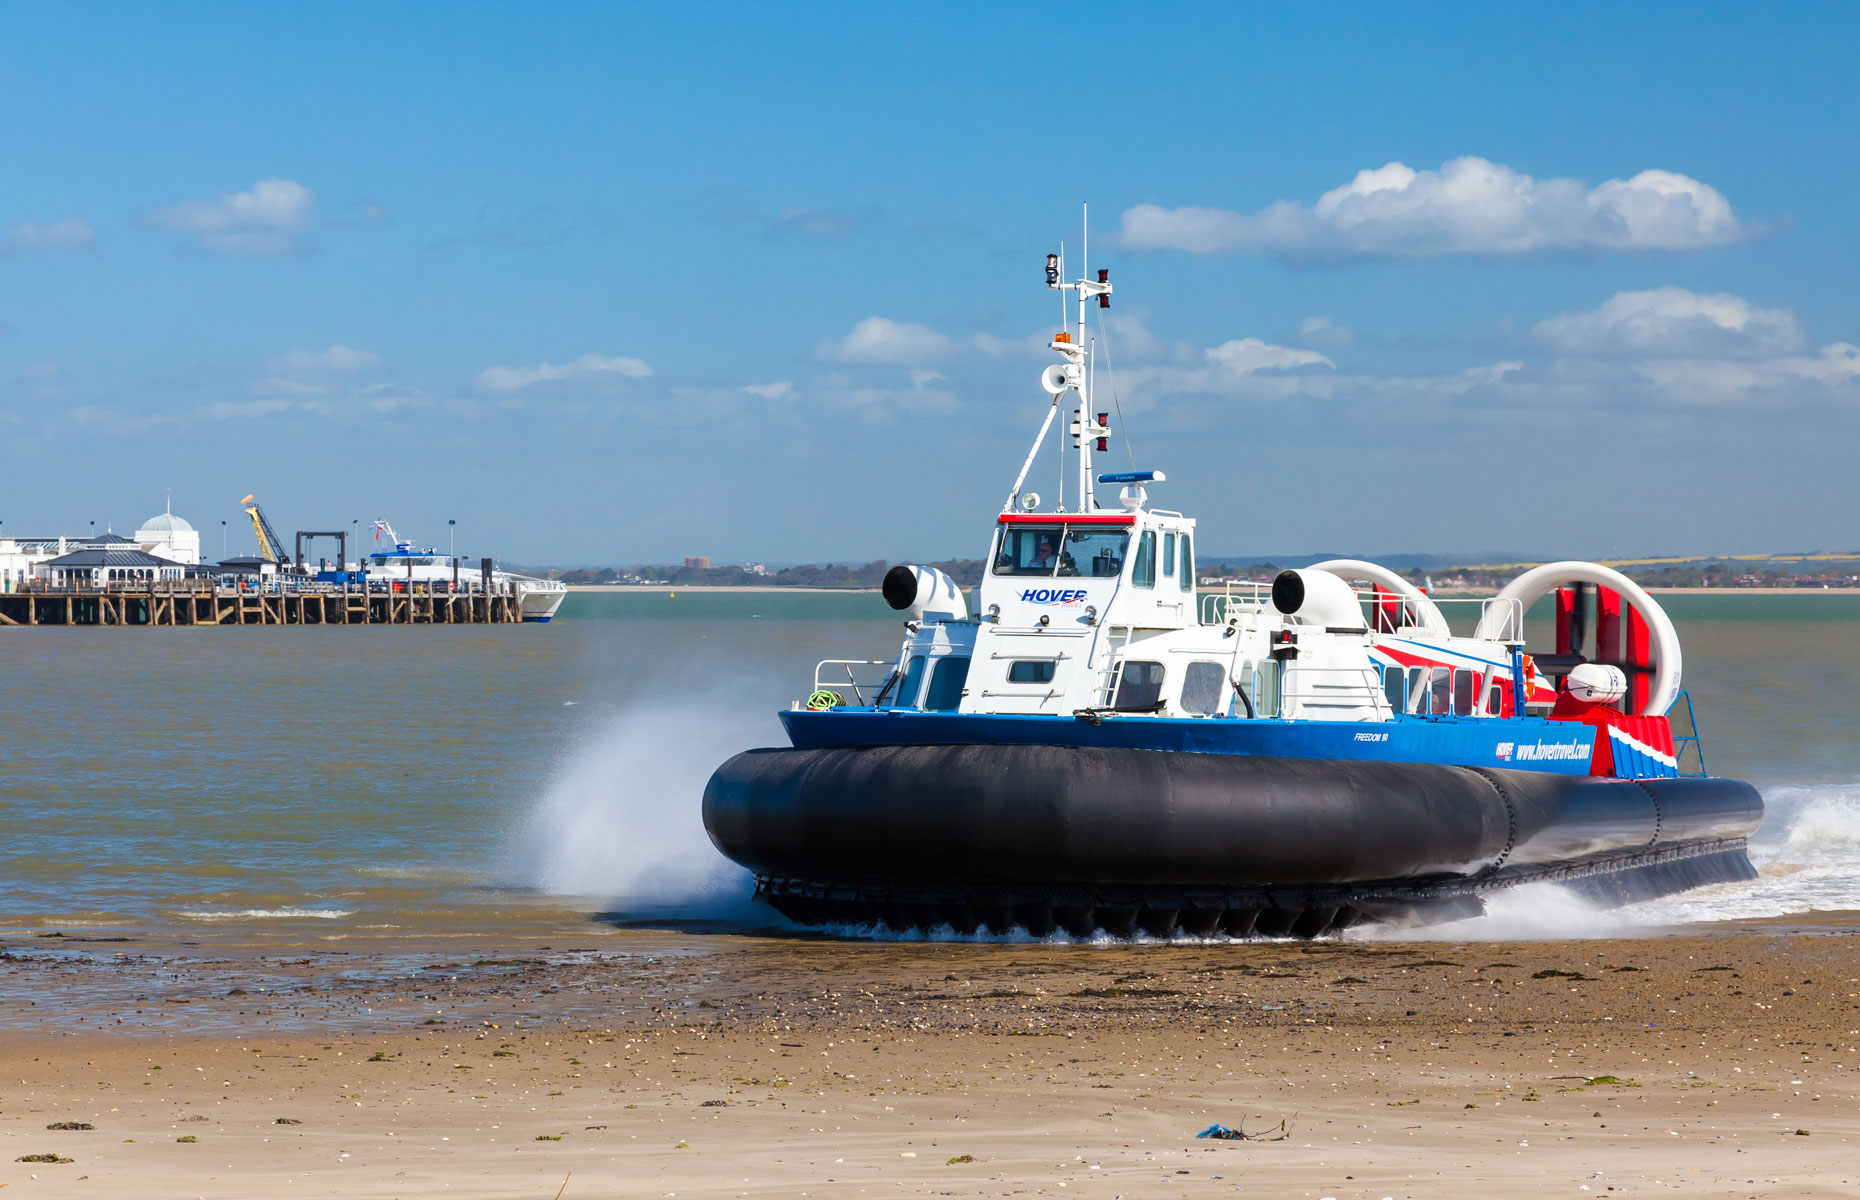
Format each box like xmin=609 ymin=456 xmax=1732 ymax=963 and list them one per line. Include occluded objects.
xmin=702 ymin=744 xmax=1764 ymax=937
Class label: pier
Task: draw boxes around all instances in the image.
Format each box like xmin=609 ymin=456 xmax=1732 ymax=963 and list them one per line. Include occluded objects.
xmin=0 ymin=580 xmax=526 ymax=627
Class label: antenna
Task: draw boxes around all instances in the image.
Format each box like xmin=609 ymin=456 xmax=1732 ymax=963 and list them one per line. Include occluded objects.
xmin=1013 ymin=208 xmax=1112 ymax=514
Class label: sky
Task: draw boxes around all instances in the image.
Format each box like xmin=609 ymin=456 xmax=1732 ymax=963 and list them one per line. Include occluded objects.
xmin=2 ymin=2 xmax=1857 ymax=565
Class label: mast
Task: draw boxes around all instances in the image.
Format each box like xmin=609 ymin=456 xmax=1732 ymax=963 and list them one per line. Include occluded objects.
xmin=1048 ymin=205 xmax=1112 ymax=513
xmin=1006 ymin=210 xmax=1113 ymax=515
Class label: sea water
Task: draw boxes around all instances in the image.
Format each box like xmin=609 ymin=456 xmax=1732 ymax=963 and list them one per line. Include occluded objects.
xmin=0 ymin=590 xmax=1856 ymax=944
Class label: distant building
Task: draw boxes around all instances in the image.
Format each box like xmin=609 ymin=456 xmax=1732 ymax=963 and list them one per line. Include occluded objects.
xmin=135 ymin=504 xmax=201 ymax=565
xmin=684 ymin=556 xmax=711 ymax=569
xmin=0 ymin=500 xmax=203 ymax=590
xmin=40 ymin=548 xmax=187 ymax=586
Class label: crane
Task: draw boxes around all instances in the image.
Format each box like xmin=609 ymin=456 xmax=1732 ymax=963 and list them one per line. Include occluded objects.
xmin=240 ymin=494 xmax=288 ymax=564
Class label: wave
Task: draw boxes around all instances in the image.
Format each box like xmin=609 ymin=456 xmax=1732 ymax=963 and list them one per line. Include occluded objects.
xmin=174 ymin=907 xmax=355 ymax=922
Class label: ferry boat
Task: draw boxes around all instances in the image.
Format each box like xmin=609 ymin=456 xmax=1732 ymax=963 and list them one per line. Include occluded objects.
xmin=363 ymin=522 xmax=567 ymax=622
xmin=702 ymin=219 xmax=1763 ymax=938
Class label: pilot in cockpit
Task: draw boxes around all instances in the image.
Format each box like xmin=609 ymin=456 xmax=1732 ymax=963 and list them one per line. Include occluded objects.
xmin=1029 ymin=537 xmax=1057 ymax=570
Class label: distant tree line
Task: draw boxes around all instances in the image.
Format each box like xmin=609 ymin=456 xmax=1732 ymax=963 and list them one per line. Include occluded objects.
xmin=544 ymin=559 xmax=986 ymax=588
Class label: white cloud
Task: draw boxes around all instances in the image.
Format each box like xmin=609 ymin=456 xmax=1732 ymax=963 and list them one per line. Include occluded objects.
xmin=1536 ymin=287 xmax=1804 ymax=357
xmin=3 ymin=218 xmax=95 ymax=252
xmin=1205 ymin=338 xmax=1334 ymax=375
xmin=1527 ymin=288 xmax=1856 ymax=404
xmin=475 ymin=353 xmax=653 ymax=393
xmin=1119 ymin=157 xmax=1751 ymax=258
xmin=743 ymin=381 xmax=794 ymax=399
xmin=1116 ymin=337 xmax=1336 ymax=407
xmin=269 ymin=344 xmax=386 ymax=374
xmin=1297 ymin=316 xmax=1356 ymax=347
xmin=819 ymin=317 xmax=953 ymax=364
xmin=1632 ymin=341 xmax=1860 ymax=399
xmin=703 ymin=193 xmax=878 ymax=240
xmin=1777 ymin=342 xmax=1860 ymax=383
xmin=767 ymin=206 xmax=875 ymax=239
xmin=143 ymin=179 xmax=317 ymax=254
xmin=818 ymin=318 xmax=1051 ymax=366
xmin=252 ymin=344 xmax=391 ymax=403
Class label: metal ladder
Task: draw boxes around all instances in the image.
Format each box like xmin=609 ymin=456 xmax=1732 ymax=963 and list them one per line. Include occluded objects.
xmin=1668 ymin=689 xmax=1709 ymax=777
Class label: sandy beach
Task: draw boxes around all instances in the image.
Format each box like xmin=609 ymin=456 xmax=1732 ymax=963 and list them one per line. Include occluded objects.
xmin=6 ymin=919 xmax=1858 ymax=1198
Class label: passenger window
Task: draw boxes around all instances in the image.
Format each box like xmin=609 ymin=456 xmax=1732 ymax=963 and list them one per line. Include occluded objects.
xmin=1179 ymin=534 xmax=1193 ymax=590
xmin=924 ymin=657 xmax=970 ymax=711
xmin=1486 ymin=681 xmax=1505 ymax=715
xmin=894 ymin=654 xmax=927 ymax=708
xmin=1007 ymin=660 xmax=1056 ymax=684
xmin=1453 ymin=670 xmax=1477 ymax=716
xmin=1382 ymin=663 xmax=1405 ymax=712
xmin=1113 ymin=660 xmax=1165 ymax=708
xmin=1162 ymin=532 xmax=1176 ymax=580
xmin=1181 ymin=661 xmax=1226 ymax=715
xmin=1427 ymin=666 xmax=1451 ymax=716
xmin=1405 ymin=667 xmax=1427 ymax=714
xmin=1132 ymin=532 xmax=1156 ymax=588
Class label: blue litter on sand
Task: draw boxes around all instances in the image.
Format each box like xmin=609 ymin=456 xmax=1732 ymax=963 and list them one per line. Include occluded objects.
xmin=1198 ymin=1124 xmax=1245 ymax=1140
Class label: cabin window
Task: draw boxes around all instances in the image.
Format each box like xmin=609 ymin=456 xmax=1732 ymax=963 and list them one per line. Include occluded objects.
xmin=1162 ymin=532 xmax=1176 ymax=580
xmin=1132 ymin=532 xmax=1156 ymax=588
xmin=1180 ymin=661 xmax=1227 ymax=715
xmin=892 ymin=654 xmax=927 ymax=708
xmin=1452 ymin=669 xmax=1477 ymax=716
xmin=1179 ymin=535 xmax=1193 ymax=590
xmin=1486 ymin=680 xmax=1505 ymax=715
xmin=1007 ymin=659 xmax=1057 ymax=684
xmin=1113 ymin=660 xmax=1165 ymax=709
xmin=994 ymin=525 xmax=1130 ymax=578
xmin=992 ymin=526 xmax=1066 ymax=576
xmin=1057 ymin=528 xmax=1129 ymax=578
xmin=924 ymin=656 xmax=970 ymax=711
xmin=1381 ymin=663 xmax=1406 ymax=713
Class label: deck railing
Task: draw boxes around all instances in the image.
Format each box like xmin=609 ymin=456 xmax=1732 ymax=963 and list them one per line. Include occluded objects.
xmin=810 ymin=659 xmax=899 ymax=707
xmin=1200 ymin=581 xmax=1524 ymax=640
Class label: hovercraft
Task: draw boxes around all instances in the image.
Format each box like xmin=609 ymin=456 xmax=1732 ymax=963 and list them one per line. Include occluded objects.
xmin=702 ymin=220 xmax=1762 ymax=939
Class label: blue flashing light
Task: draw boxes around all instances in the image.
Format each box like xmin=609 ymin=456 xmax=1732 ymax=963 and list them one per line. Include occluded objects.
xmin=1097 ymin=470 xmax=1166 ymax=485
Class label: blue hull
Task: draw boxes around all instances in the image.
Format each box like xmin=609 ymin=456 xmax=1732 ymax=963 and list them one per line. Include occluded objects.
xmin=781 ymin=708 xmax=1598 ymax=776
xmin=522 ymin=615 xmax=552 ymax=622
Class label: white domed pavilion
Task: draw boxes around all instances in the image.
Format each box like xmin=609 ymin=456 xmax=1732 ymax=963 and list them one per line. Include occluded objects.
xmin=135 ymin=502 xmax=202 ymax=565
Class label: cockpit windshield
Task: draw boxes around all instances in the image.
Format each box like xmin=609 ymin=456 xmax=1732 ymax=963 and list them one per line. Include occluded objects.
xmin=992 ymin=525 xmax=1130 ymax=578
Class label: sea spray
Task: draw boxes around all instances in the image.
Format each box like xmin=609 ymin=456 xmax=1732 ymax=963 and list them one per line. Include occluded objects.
xmin=1347 ymin=778 xmax=1860 ymax=940
xmin=516 ymin=694 xmax=780 ymax=917
xmin=1344 ymin=882 xmax=1634 ymax=943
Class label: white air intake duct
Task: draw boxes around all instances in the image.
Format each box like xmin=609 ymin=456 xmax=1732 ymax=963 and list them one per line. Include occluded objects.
xmin=1270 ymin=569 xmax=1367 ymax=631
xmin=882 ymin=565 xmax=968 ymax=622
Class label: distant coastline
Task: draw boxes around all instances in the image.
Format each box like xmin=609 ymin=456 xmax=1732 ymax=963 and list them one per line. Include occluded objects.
xmin=566 ymin=582 xmax=1855 ymax=597
xmin=543 ymin=553 xmax=1860 ymax=593
xmin=570 ymin=583 xmax=877 ymax=594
